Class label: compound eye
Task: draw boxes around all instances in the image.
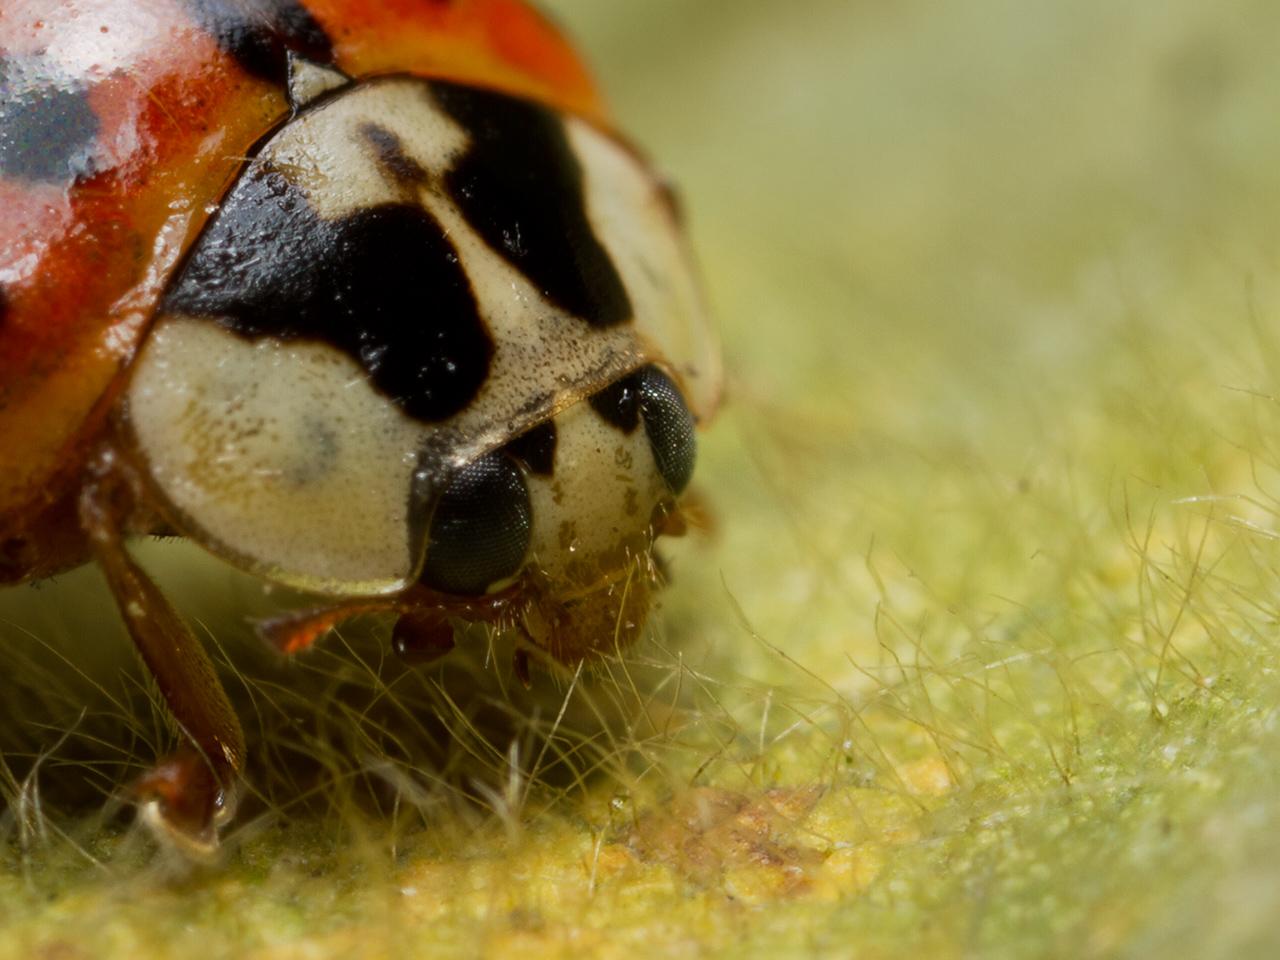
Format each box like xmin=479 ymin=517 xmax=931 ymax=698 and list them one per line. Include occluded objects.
xmin=636 ymin=366 xmax=697 ymax=495
xmin=420 ymin=452 xmax=532 ymax=595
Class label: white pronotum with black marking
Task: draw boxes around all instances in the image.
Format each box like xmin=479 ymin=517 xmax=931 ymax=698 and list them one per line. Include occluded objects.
xmin=125 ymin=67 xmax=717 ymax=647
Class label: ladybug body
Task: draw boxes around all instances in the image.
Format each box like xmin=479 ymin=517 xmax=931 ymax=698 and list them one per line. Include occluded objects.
xmin=0 ymin=0 xmax=718 ymax=854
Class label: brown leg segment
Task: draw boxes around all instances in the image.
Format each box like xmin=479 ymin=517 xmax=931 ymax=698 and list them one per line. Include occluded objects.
xmin=257 ymin=584 xmax=528 ymax=660
xmin=79 ymin=447 xmax=245 ymax=857
xmin=255 ymin=599 xmax=401 ymax=655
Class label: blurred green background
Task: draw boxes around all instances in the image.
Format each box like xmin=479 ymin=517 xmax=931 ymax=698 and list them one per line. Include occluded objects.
xmin=4 ymin=1 xmax=1280 ymax=956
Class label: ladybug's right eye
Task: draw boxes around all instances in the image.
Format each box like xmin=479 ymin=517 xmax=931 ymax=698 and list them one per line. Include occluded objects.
xmin=420 ymin=452 xmax=532 ymax=595
xmin=636 ymin=367 xmax=697 ymax=495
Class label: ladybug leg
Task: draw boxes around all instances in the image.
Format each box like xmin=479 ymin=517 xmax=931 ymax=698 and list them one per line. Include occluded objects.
xmin=256 ymin=594 xmax=468 ymax=663
xmin=256 ymin=600 xmax=461 ymax=666
xmin=79 ymin=446 xmax=244 ymax=858
xmin=653 ymin=488 xmax=716 ymax=539
xmin=258 ymin=585 xmax=534 ymax=681
xmin=255 ymin=600 xmax=401 ymax=655
xmin=511 ymin=646 xmax=534 ymax=688
xmin=389 ymin=585 xmax=526 ymax=671
xmin=257 ymin=585 xmax=524 ymax=666
xmin=390 ymin=607 xmax=458 ymax=664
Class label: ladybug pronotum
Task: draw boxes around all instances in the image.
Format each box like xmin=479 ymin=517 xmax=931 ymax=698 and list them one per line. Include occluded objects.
xmin=0 ymin=0 xmax=720 ymax=855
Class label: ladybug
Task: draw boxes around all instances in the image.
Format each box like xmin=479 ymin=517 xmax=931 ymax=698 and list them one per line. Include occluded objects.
xmin=0 ymin=0 xmax=720 ymax=856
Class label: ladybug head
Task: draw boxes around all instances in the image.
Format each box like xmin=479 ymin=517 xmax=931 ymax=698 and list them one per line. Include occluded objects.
xmin=418 ymin=365 xmax=697 ymax=662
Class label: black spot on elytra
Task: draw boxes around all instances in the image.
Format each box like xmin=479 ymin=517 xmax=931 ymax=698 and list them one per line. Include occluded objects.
xmin=420 ymin=451 xmax=532 ymax=595
xmin=0 ymin=57 xmax=98 ymax=184
xmin=163 ymin=167 xmax=493 ymax=422
xmin=360 ymin=123 xmax=429 ymax=187
xmin=589 ymin=373 xmax=641 ymax=434
xmin=432 ymin=81 xmax=632 ymax=328
xmin=505 ymin=421 xmax=558 ymax=476
xmin=0 ymin=286 xmax=9 ymax=329
xmin=181 ymin=0 xmax=334 ymax=85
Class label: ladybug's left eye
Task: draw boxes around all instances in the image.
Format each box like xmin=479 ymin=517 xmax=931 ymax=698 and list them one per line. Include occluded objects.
xmin=420 ymin=452 xmax=532 ymax=595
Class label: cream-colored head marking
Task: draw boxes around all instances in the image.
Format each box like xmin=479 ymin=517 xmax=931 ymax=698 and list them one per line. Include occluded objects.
xmin=523 ymin=399 xmax=671 ymax=592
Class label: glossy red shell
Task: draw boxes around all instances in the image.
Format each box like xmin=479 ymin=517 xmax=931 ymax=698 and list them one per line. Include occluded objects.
xmin=0 ymin=0 xmax=604 ymax=533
